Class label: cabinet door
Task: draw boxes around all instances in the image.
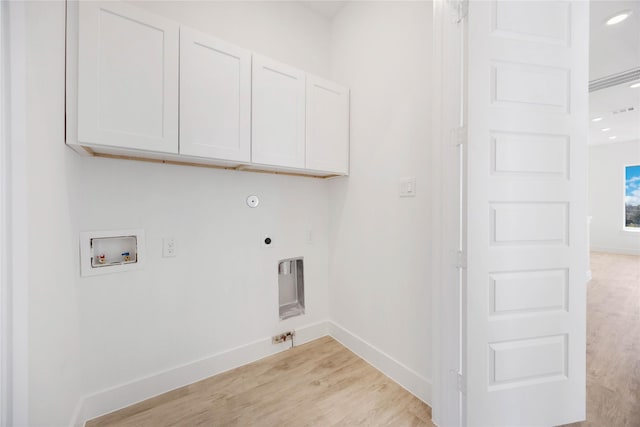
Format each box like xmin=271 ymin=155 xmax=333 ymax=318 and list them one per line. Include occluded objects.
xmin=306 ymin=75 xmax=350 ymax=175
xmin=251 ymin=55 xmax=306 ymax=169
xmin=77 ymin=1 xmax=179 ymax=153
xmin=180 ymin=28 xmax=251 ymax=162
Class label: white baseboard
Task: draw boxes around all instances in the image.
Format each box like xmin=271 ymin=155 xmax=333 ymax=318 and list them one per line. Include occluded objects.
xmin=70 ymin=320 xmax=432 ymax=426
xmin=328 ymin=321 xmax=432 ymax=405
xmin=70 ymin=320 xmax=329 ymax=427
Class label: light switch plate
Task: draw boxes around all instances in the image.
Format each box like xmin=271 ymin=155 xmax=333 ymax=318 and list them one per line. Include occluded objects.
xmin=399 ymin=177 xmax=416 ymax=197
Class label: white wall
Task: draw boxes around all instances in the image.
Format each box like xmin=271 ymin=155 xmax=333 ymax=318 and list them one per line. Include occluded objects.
xmin=132 ymin=1 xmax=332 ymax=78
xmin=23 ymin=1 xmax=436 ymax=424
xmin=26 ymin=3 xmax=84 ymax=424
xmin=589 ymin=140 xmax=640 ymax=255
xmin=328 ymin=1 xmax=433 ymax=400
xmin=24 ymin=2 xmax=332 ymax=425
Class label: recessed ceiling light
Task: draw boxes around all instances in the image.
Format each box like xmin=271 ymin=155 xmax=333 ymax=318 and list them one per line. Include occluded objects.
xmin=630 ymin=82 xmax=640 ymax=89
xmin=609 ymin=136 xmax=617 ymax=140
xmin=592 ymin=117 xmax=603 ymax=122
xmin=601 ymin=128 xmax=611 ymax=132
xmin=606 ymin=11 xmax=632 ymax=26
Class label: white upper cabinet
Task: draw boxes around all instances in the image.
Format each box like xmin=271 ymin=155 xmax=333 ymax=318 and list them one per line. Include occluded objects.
xmin=77 ymin=1 xmax=179 ymax=153
xmin=68 ymin=1 xmax=349 ymax=176
xmin=251 ymin=54 xmax=306 ymax=169
xmin=180 ymin=28 xmax=251 ymax=162
xmin=306 ymin=75 xmax=350 ymax=175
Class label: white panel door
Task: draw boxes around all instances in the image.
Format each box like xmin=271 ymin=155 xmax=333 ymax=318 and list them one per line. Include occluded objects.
xmin=180 ymin=27 xmax=251 ymax=162
xmin=306 ymin=75 xmax=350 ymax=174
xmin=251 ymin=54 xmax=306 ymax=169
xmin=465 ymin=1 xmax=588 ymax=425
xmin=77 ymin=1 xmax=179 ymax=153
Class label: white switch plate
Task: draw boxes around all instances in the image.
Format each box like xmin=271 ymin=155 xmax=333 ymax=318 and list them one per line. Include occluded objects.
xmin=163 ymin=237 xmax=176 ymax=257
xmin=399 ymin=177 xmax=416 ymax=197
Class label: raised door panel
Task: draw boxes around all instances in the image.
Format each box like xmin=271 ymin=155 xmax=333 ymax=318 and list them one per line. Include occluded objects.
xmin=180 ymin=27 xmax=251 ymax=162
xmin=306 ymin=75 xmax=350 ymax=175
xmin=251 ymin=55 xmax=305 ymax=169
xmin=77 ymin=1 xmax=178 ymax=153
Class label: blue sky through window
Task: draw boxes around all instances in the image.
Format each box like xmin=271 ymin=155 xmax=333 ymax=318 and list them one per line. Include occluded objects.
xmin=625 ymin=165 xmax=640 ymax=228
xmin=625 ymin=165 xmax=640 ymax=207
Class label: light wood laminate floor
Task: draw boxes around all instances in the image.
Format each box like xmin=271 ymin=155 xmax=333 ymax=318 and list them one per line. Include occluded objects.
xmin=87 ymin=252 xmax=639 ymax=427
xmin=87 ymin=336 xmax=434 ymax=426
xmin=565 ymin=252 xmax=640 ymax=427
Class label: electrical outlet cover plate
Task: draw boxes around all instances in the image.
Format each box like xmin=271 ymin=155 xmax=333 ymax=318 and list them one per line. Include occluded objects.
xmin=163 ymin=237 xmax=176 ymax=257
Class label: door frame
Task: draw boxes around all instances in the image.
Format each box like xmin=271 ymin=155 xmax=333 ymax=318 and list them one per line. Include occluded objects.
xmin=431 ymin=1 xmax=466 ymax=426
xmin=0 ymin=2 xmax=7 ymax=422
xmin=432 ymin=1 xmax=590 ymax=425
xmin=1 ymin=2 xmax=29 ymax=426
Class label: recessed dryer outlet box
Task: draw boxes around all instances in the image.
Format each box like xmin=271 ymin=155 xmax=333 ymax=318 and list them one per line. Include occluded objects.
xmin=80 ymin=229 xmax=144 ymax=277
xmin=278 ymin=257 xmax=305 ymax=320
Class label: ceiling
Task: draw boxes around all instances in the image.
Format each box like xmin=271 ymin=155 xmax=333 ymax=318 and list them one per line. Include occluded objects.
xmin=301 ymin=1 xmax=346 ymax=20
xmin=589 ymin=1 xmax=640 ymax=145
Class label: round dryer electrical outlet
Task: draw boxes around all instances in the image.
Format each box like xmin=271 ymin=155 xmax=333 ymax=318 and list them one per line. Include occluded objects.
xmin=246 ymin=195 xmax=260 ymax=208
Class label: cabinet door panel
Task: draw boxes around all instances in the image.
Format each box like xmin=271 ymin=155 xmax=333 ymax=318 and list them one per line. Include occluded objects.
xmin=306 ymin=75 xmax=349 ymax=174
xmin=251 ymin=55 xmax=305 ymax=169
xmin=180 ymin=28 xmax=251 ymax=162
xmin=77 ymin=1 xmax=178 ymax=153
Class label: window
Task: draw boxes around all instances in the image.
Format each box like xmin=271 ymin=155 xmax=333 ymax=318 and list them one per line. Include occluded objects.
xmin=625 ymin=165 xmax=640 ymax=229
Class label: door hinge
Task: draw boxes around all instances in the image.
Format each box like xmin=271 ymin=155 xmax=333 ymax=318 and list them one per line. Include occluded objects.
xmin=455 ymin=250 xmax=467 ymax=269
xmin=448 ymin=0 xmax=468 ymax=23
xmin=457 ymin=372 xmax=466 ymax=394
xmin=451 ymin=126 xmax=466 ymax=147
